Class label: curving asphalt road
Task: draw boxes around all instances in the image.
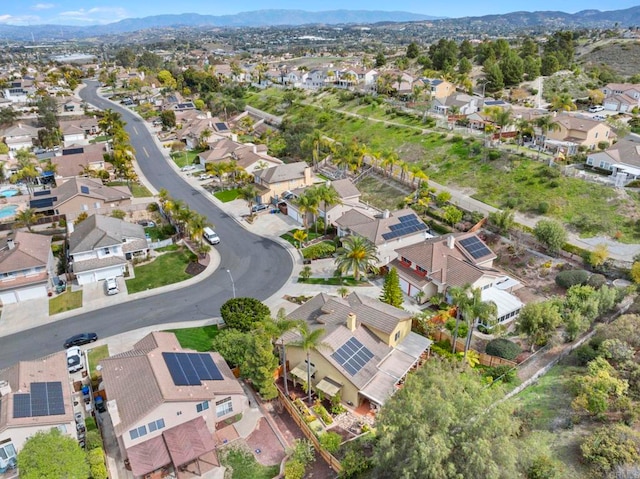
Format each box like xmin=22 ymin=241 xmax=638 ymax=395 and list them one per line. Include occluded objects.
xmin=0 ymin=81 xmax=293 ymax=369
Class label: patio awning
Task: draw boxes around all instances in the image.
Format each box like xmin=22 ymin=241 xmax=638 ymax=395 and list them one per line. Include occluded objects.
xmin=359 ymin=372 xmax=398 ymax=407
xmin=163 ymin=416 xmax=218 ymax=469
xmin=315 ymin=377 xmax=342 ymax=397
xmin=290 ymin=361 xmax=316 ymax=381
xmin=126 ymin=435 xmax=171 ymax=477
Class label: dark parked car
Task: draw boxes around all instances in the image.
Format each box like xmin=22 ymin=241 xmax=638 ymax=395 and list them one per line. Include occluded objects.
xmin=64 ymin=333 xmax=98 ymax=349
xmin=251 ymin=203 xmax=269 ymax=213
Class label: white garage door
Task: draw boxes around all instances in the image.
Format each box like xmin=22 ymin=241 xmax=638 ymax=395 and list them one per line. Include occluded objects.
xmin=399 ymin=277 xmax=410 ymax=296
xmin=288 ymin=208 xmax=302 ymax=224
xmin=93 ymin=267 xmax=124 ymax=283
xmin=0 ymin=291 xmax=18 ymax=305
xmin=16 ymin=285 xmax=47 ymax=301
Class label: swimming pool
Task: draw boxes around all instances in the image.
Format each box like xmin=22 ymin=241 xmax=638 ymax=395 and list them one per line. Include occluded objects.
xmin=0 ymin=189 xmax=19 ymax=198
xmin=0 ymin=205 xmax=18 ymax=219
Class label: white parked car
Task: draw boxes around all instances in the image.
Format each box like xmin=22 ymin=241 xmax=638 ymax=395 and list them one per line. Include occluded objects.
xmin=198 ymin=174 xmax=214 ymax=180
xmin=105 ymin=277 xmax=119 ymax=296
xmin=588 ymin=105 xmax=604 ymax=113
xmin=67 ymin=347 xmax=83 ymax=373
xmin=181 ymin=165 xmax=196 ymax=172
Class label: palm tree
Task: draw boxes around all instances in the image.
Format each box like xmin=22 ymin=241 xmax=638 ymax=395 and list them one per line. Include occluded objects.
xmin=550 ymin=93 xmax=576 ymax=112
xmin=459 ymin=288 xmax=497 ymax=359
xmin=448 ymin=284 xmax=472 ymax=354
xmin=314 ymin=184 xmax=341 ymax=235
xmin=262 ymin=315 xmax=301 ymax=398
xmin=289 ymin=322 xmax=328 ymax=404
xmin=534 ymin=115 xmax=561 ymax=159
xmin=188 ymin=213 xmax=209 ymax=246
xmin=237 ymin=184 xmax=259 ymax=217
xmin=335 ymin=235 xmax=379 ymax=281
xmin=296 ymin=191 xmax=320 ymax=234
xmin=485 ymin=107 xmax=513 ymax=142
xmin=381 ymin=150 xmax=399 ymax=177
xmin=14 ymin=208 xmax=43 ymax=232
xmin=292 ymin=229 xmax=307 ymax=249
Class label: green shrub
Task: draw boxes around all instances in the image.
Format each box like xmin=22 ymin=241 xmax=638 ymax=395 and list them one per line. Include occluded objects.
xmin=485 ymin=338 xmax=522 ymax=360
xmin=87 ymin=448 xmax=108 ymax=479
xmin=587 ymin=273 xmax=607 ymax=289
xmin=574 ymin=344 xmax=599 ymax=366
xmin=284 ymin=459 xmax=306 ymax=479
xmin=302 ymin=242 xmax=336 ymax=260
xmin=444 ymin=318 xmax=468 ymax=340
xmin=526 ymin=454 xmax=561 ymax=479
xmin=85 ymin=430 xmax=102 ymax=450
xmin=319 ymin=431 xmax=342 ymax=453
xmin=555 ymin=269 xmax=590 ymax=288
xmin=484 ymin=365 xmax=518 ymax=384
xmin=537 ymin=202 xmax=550 ymax=214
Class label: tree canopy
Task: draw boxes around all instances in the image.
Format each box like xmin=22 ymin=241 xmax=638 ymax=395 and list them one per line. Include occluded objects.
xmin=18 ymin=428 xmax=89 ymax=479
xmin=372 ymin=359 xmax=521 ymax=479
xmin=220 ymin=297 xmax=271 ymax=332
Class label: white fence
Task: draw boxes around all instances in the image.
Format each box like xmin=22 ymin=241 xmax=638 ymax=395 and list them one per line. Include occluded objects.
xmin=147 ymin=238 xmax=173 ymax=249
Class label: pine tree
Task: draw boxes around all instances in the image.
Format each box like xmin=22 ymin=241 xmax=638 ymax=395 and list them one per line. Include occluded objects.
xmin=380 ymin=267 xmax=404 ymax=308
xmin=242 ymin=329 xmax=278 ymax=400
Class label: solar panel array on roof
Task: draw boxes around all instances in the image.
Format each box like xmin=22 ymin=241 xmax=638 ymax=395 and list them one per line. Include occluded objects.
xmin=33 ymin=190 xmax=51 ymax=197
xmin=215 ymin=122 xmax=229 ymax=132
xmin=382 ymin=213 xmax=428 ymax=241
xmin=63 ymin=147 xmax=84 ymax=156
xmin=12 ymin=382 xmax=65 ymax=419
xmin=80 ymin=186 xmax=90 ymax=194
xmin=459 ymin=236 xmax=492 ymax=260
xmin=331 ymin=337 xmax=374 ymax=376
xmin=30 ymin=197 xmax=55 ymax=209
xmin=162 ymin=352 xmax=223 ymax=386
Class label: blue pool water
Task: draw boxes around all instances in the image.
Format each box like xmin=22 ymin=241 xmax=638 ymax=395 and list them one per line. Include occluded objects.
xmin=0 ymin=190 xmax=19 ymax=197
xmin=0 ymin=205 xmax=18 ymax=219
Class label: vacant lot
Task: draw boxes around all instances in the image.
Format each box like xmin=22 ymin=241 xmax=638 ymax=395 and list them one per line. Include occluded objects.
xmin=579 ymin=39 xmax=640 ymax=77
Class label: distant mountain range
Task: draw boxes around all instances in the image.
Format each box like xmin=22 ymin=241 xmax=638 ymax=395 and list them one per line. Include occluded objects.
xmin=1 ymin=7 xmax=639 ymax=42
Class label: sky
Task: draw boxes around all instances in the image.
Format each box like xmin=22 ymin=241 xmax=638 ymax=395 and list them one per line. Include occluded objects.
xmin=1 ymin=1 xmax=639 ymax=26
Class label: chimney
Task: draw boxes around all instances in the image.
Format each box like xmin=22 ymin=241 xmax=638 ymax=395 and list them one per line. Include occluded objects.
xmin=67 ymin=221 xmax=74 ymax=234
xmin=0 ymin=380 xmax=11 ymax=397
xmin=253 ymin=145 xmax=257 ymax=154
xmin=346 ymin=312 xmax=357 ymax=332
xmin=231 ymin=133 xmax=238 ymax=142
xmin=382 ymin=209 xmax=390 ymax=219
xmin=446 ymin=235 xmax=455 ymax=249
xmin=7 ymin=238 xmax=15 ymax=250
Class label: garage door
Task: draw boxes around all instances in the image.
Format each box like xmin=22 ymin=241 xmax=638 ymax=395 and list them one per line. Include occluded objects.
xmin=0 ymin=291 xmax=18 ymax=305
xmin=399 ymin=277 xmax=411 ymax=296
xmin=16 ymin=285 xmax=47 ymax=301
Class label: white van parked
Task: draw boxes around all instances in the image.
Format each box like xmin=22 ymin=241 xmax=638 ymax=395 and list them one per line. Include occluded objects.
xmin=203 ymin=227 xmax=220 ymax=245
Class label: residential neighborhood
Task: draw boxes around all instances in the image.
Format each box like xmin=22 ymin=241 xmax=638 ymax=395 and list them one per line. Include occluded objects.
xmin=0 ymin=7 xmax=638 ymax=479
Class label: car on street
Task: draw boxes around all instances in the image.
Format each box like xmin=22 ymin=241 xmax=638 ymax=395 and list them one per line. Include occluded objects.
xmin=203 ymin=227 xmax=220 ymax=245
xmin=137 ymin=219 xmax=156 ymax=228
xmin=63 ymin=333 xmax=98 ymax=349
xmin=181 ymin=165 xmax=196 ymax=172
xmin=251 ymin=203 xmax=269 ymax=213
xmin=588 ymin=105 xmax=604 ymax=113
xmin=66 ymin=347 xmax=84 ymax=373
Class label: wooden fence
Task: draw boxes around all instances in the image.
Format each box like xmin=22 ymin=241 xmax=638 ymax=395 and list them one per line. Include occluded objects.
xmin=276 ymin=389 xmax=343 ymax=473
xmin=432 ymin=330 xmax=517 ymax=368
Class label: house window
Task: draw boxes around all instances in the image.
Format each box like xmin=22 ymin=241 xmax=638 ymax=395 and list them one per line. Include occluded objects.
xmin=595 ymin=132 xmax=599 ymax=139
xmin=0 ymin=442 xmax=16 ymax=461
xmin=394 ymin=331 xmax=401 ymax=342
xmin=129 ymin=425 xmax=147 ymax=440
xmin=148 ymin=418 xmax=165 ymax=432
xmin=400 ymin=257 xmax=412 ymax=266
xmin=103 ymin=248 xmax=110 ymax=255
xmin=416 ymin=265 xmax=427 ymax=275
xmin=216 ymin=397 xmax=233 ymax=417
xmin=94 ymin=202 xmax=100 ymax=209
xmin=196 ymin=400 xmax=210 ymax=413
xmin=82 ymin=204 xmax=88 ymax=211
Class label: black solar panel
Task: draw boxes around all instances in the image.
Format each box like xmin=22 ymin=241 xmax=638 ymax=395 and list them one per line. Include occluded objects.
xmin=80 ymin=186 xmax=90 ymax=194
xmin=13 ymin=394 xmax=31 ymax=418
xmin=14 ymin=382 xmax=66 ymax=418
xmin=331 ymin=337 xmax=374 ymax=376
xmin=163 ymin=352 xmax=223 ymax=386
xmin=215 ymin=122 xmax=228 ymax=132
xmin=30 ymin=197 xmax=55 ymax=209
xmin=398 ymin=214 xmax=416 ymax=223
xmin=63 ymin=147 xmax=84 ymax=156
xmin=459 ymin=236 xmax=492 ymax=259
xmin=33 ymin=190 xmax=51 ymax=197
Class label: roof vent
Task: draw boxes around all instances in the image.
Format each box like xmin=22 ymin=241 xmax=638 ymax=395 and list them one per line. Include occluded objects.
xmin=0 ymin=380 xmax=11 ymax=396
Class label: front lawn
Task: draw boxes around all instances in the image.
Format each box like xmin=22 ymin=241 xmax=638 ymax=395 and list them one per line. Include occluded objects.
xmin=171 ymin=150 xmax=202 ymax=168
xmin=280 ymin=229 xmax=323 ymax=247
xmin=214 ymin=188 xmax=240 ymax=202
xmin=126 ymin=248 xmax=197 ymax=293
xmin=166 ymin=325 xmax=220 ymax=351
xmin=87 ymin=345 xmax=109 ymax=376
xmin=219 ymin=447 xmax=279 ymax=479
xmin=49 ymin=290 xmax=83 ymax=315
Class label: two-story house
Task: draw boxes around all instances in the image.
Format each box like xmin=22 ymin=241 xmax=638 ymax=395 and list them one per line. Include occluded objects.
xmin=432 ymin=93 xmax=481 ymax=116
xmin=335 ymin=208 xmax=433 ymax=267
xmin=602 ymin=83 xmax=640 ymax=112
xmin=0 ymin=351 xmax=77 ymax=472
xmin=51 ymin=143 xmax=109 ymax=180
xmin=0 ymin=232 xmax=54 ymax=305
xmin=392 ymin=233 xmax=523 ymax=326
xmin=68 ymin=214 xmax=148 ymax=285
xmin=252 ymin=162 xmax=314 ymax=204
xmin=58 ymin=118 xmax=99 ymax=147
xmin=1 ymin=123 xmax=38 ymax=152
xmin=282 ymin=292 xmax=431 ymax=411
xmin=416 ymin=78 xmax=455 ymax=100
xmin=197 ymin=138 xmax=282 ymax=175
xmin=29 ymin=177 xmax=133 ymax=221
xmin=100 ymin=332 xmax=247 ymax=479
xmin=544 ymin=113 xmax=615 ymax=153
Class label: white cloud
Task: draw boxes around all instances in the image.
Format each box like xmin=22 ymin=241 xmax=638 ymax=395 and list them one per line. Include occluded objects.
xmin=57 ymin=6 xmax=129 ymax=25
xmin=0 ymin=14 xmax=43 ymax=25
xmin=31 ymin=3 xmax=55 ymax=10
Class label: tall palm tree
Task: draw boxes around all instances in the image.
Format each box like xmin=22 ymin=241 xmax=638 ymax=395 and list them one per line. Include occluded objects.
xmin=381 ymin=150 xmax=399 ymax=177
xmin=296 ymin=191 xmax=320 ymax=234
xmin=237 ymin=184 xmax=259 ymax=217
xmin=534 ymin=115 xmax=561 ymax=159
xmin=459 ymin=288 xmax=497 ymax=359
xmin=289 ymin=322 xmax=328 ymax=404
xmin=335 ymin=235 xmax=379 ymax=281
xmin=14 ymin=208 xmax=43 ymax=232
xmin=448 ymin=284 xmax=472 ymax=354
xmin=314 ymin=184 xmax=341 ymax=235
xmin=486 ymin=107 xmax=513 ymax=142
xmin=262 ymin=315 xmax=301 ymax=398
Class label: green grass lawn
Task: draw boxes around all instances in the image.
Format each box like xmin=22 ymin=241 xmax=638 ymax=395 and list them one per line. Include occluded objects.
xmin=280 ymin=229 xmax=323 ymax=247
xmin=298 ymin=276 xmax=368 ymax=286
xmin=214 ymin=188 xmax=240 ymax=202
xmin=219 ymin=447 xmax=279 ymax=479
xmin=126 ymin=248 xmax=197 ymax=293
xmin=166 ymin=325 xmax=219 ymax=351
xmin=87 ymin=345 xmax=109 ymax=376
xmin=85 ymin=417 xmax=98 ymax=433
xmin=49 ymin=290 xmax=83 ymax=315
xmin=171 ymin=150 xmax=202 ymax=168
